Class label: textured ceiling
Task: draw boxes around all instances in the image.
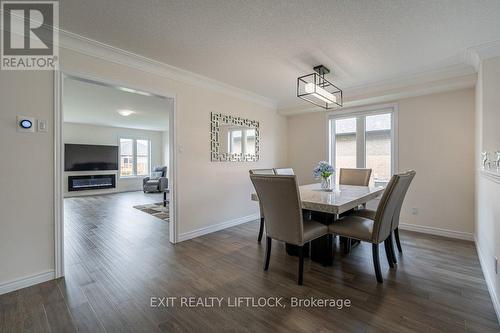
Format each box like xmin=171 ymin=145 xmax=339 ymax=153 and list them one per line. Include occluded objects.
xmin=60 ymin=0 xmax=500 ymax=108
xmin=64 ymin=77 xmax=172 ymax=131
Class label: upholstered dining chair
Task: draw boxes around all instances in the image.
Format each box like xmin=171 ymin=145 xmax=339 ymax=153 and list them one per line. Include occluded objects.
xmin=338 ymin=168 xmax=372 ymax=253
xmin=273 ymin=167 xmax=294 ymax=175
xmin=250 ymin=174 xmax=328 ymax=285
xmin=339 ymin=168 xmax=372 ymax=186
xmin=328 ymin=172 xmax=412 ymax=283
xmin=249 ymin=169 xmax=276 ymax=242
xmin=351 ymin=170 xmax=416 ymax=263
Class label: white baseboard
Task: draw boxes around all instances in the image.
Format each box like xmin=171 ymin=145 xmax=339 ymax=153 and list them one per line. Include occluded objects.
xmin=178 ymin=213 xmax=260 ymax=242
xmin=474 ymin=236 xmax=500 ymax=324
xmin=0 ymin=270 xmax=55 ymax=296
xmin=399 ymin=223 xmax=474 ymax=241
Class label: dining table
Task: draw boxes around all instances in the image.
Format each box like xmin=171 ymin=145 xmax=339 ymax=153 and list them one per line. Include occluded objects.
xmin=251 ymin=183 xmax=385 ymax=265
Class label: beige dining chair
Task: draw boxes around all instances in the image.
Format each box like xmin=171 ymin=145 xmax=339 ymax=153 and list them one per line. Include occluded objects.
xmin=273 ymin=167 xmax=294 ymax=175
xmin=250 ymin=174 xmax=328 ymax=285
xmin=249 ymin=169 xmax=276 ymax=242
xmin=328 ymin=172 xmax=412 ymax=283
xmin=351 ymin=170 xmax=416 ymax=263
xmin=339 ymin=168 xmax=372 ymax=186
xmin=338 ymin=168 xmax=372 ymax=253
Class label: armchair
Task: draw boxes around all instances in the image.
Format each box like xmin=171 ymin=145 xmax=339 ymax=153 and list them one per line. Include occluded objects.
xmin=143 ymin=166 xmax=168 ymax=193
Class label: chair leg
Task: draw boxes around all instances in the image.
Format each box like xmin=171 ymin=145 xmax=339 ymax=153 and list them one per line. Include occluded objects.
xmin=343 ymin=237 xmax=352 ymax=254
xmin=324 ymin=234 xmax=333 ymax=266
xmin=264 ymin=237 xmax=272 ymax=271
xmin=298 ymin=245 xmax=304 ymax=285
xmin=372 ymin=244 xmax=383 ymax=283
xmin=257 ymin=217 xmax=264 ymax=242
xmin=388 ymin=232 xmax=397 ymax=264
xmin=384 ymin=239 xmax=395 ymax=268
xmin=394 ymin=228 xmax=403 ymax=253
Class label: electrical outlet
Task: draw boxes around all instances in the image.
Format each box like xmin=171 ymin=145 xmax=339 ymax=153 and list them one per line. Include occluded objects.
xmin=495 ymin=257 xmax=498 ymax=274
xmin=411 ymin=208 xmax=418 ymax=215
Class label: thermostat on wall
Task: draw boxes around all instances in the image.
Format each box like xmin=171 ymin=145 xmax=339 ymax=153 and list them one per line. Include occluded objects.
xmin=17 ymin=116 xmax=35 ymax=132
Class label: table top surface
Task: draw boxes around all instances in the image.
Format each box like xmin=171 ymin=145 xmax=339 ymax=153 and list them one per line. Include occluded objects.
xmin=251 ymin=183 xmax=385 ymax=214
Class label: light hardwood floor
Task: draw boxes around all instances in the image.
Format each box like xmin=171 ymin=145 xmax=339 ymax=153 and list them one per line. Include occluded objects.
xmin=0 ymin=191 xmax=498 ymax=332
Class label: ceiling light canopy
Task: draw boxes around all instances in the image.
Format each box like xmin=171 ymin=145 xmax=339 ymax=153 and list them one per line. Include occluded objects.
xmin=297 ymin=65 xmax=343 ymax=109
xmin=117 ymin=109 xmax=135 ymax=116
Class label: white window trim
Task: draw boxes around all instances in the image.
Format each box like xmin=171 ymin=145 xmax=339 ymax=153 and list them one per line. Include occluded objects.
xmin=327 ymin=103 xmax=399 ymax=178
xmin=119 ymin=137 xmax=152 ymax=178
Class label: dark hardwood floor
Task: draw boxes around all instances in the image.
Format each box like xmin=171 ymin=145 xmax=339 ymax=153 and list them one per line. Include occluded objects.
xmin=0 ymin=191 xmax=498 ymax=332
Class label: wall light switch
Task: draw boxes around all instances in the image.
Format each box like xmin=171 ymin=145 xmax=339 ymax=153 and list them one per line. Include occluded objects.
xmin=17 ymin=116 xmax=35 ymax=132
xmin=411 ymin=208 xmax=418 ymax=215
xmin=38 ymin=119 xmax=48 ymax=132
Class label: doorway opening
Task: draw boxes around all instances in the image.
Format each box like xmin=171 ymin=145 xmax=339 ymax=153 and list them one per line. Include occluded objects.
xmin=54 ymin=72 xmax=177 ymax=278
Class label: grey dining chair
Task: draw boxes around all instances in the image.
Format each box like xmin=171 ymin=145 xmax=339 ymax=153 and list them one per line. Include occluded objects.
xmin=273 ymin=167 xmax=294 ymax=175
xmin=351 ymin=170 xmax=416 ymax=263
xmin=249 ymin=174 xmax=328 ymax=285
xmin=339 ymin=168 xmax=372 ymax=186
xmin=328 ymin=172 xmax=413 ymax=283
xmin=249 ymin=169 xmax=276 ymax=242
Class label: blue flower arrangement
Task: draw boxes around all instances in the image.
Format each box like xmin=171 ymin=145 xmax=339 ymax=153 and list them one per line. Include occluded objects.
xmin=313 ymin=161 xmax=334 ymax=179
xmin=313 ymin=161 xmax=335 ymax=190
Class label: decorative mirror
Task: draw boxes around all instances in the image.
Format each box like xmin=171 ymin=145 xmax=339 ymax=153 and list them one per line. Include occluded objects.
xmin=211 ymin=112 xmax=260 ymax=162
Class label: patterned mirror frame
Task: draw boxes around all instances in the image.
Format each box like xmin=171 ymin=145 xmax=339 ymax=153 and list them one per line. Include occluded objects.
xmin=211 ymin=112 xmax=260 ymax=162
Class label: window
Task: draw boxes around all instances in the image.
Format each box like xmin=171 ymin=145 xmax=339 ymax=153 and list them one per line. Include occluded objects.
xmin=365 ymin=113 xmax=392 ymax=185
xmin=329 ymin=107 xmax=396 ymax=186
xmin=120 ymin=138 xmax=134 ymax=176
xmin=136 ymin=140 xmax=150 ymax=176
xmin=120 ymin=138 xmax=151 ymax=177
xmin=334 ymin=117 xmax=357 ymax=173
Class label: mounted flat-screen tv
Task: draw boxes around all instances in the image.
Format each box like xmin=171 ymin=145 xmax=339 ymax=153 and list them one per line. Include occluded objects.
xmin=65 ymin=144 xmax=119 ymax=171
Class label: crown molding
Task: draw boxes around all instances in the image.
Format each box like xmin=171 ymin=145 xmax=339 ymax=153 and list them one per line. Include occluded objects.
xmin=279 ymin=72 xmax=476 ymax=116
xmin=58 ymin=29 xmax=278 ymax=109
xmin=465 ymin=40 xmax=500 ymax=71
xmin=344 ymin=62 xmax=474 ymax=97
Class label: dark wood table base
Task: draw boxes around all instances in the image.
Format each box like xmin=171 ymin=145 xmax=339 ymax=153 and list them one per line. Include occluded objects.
xmin=285 ymin=243 xmax=309 ymax=258
xmin=285 ymin=211 xmax=336 ymax=266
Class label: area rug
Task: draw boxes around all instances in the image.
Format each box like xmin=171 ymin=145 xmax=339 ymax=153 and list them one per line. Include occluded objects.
xmin=133 ymin=202 xmax=169 ymax=223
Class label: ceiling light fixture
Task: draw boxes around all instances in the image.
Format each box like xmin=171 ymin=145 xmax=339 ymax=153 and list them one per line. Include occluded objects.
xmin=297 ymin=65 xmax=343 ymax=109
xmin=117 ymin=109 xmax=135 ymax=116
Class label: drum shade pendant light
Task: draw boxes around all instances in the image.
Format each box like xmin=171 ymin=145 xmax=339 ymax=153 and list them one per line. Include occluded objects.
xmin=297 ymin=65 xmax=343 ymax=109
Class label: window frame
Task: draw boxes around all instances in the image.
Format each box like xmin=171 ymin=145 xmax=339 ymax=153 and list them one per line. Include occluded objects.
xmin=119 ymin=137 xmax=151 ymax=178
xmin=327 ymin=103 xmax=399 ymax=184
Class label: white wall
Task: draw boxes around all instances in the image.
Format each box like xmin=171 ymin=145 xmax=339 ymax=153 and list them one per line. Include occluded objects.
xmin=162 ymin=130 xmax=169 ymax=167
xmin=287 ymin=111 xmax=328 ymax=185
xmin=288 ymin=88 xmax=475 ymax=237
xmin=0 ymin=71 xmax=55 ymax=285
xmin=0 ymin=47 xmax=287 ymax=288
xmin=63 ymin=122 xmax=164 ymax=197
xmin=475 ymin=56 xmax=500 ymax=317
xmin=481 ymin=57 xmax=500 ymax=152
